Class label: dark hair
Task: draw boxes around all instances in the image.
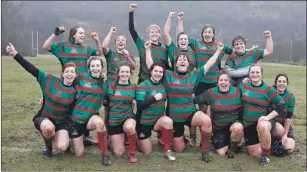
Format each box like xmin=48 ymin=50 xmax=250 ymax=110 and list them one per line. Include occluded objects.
xmin=273 ymin=73 xmax=289 ymax=89
xmin=175 ymin=54 xmax=190 ymax=63
xmin=68 ymin=26 xmax=82 ymax=43
xmin=248 ymin=64 xmax=263 ymax=79
xmin=232 ymin=36 xmax=247 ymax=47
xmin=217 ymin=70 xmax=231 ymax=81
xmin=177 ymin=32 xmax=188 ymax=47
xmin=62 ymin=62 xmax=78 ymax=86
xmin=87 ymin=56 xmax=105 ymax=88
xmin=149 ymin=62 xmax=164 ymax=78
xmin=113 ymin=62 xmax=132 ymax=95
xmin=201 ymin=24 xmax=215 ymax=42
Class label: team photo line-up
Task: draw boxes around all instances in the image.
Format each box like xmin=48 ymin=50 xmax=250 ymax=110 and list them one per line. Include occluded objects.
xmin=5 ymin=4 xmax=296 ymax=167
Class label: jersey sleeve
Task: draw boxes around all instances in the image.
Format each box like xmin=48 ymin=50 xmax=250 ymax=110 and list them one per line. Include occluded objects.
xmin=188 ymin=37 xmax=196 ymax=51
xmin=195 ymin=89 xmax=210 ymax=105
xmin=254 ymin=48 xmax=265 ymax=61
xmin=136 ymin=82 xmax=148 ymax=101
xmin=268 ymin=87 xmax=285 ymax=107
xmin=195 ymin=66 xmax=206 ymax=85
xmin=49 ymin=41 xmax=62 ymax=57
xmin=37 ymin=70 xmax=55 ymax=87
xmin=223 ymin=45 xmax=233 ymax=55
xmin=104 ymin=49 xmax=113 ymax=63
xmin=287 ymin=94 xmax=296 ymax=113
xmin=90 ymin=47 xmax=97 ymax=56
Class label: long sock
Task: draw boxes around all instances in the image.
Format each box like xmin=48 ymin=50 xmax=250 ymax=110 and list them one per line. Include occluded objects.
xmin=162 ymin=128 xmax=173 ymax=151
xmin=230 ymin=140 xmax=240 ymax=149
xmin=127 ymin=132 xmax=137 ymax=154
xmin=84 ymin=130 xmax=90 ymax=137
xmin=97 ymin=130 xmax=108 ymax=155
xmin=261 ymin=148 xmax=270 ymax=156
xmin=201 ymin=132 xmax=209 ymax=152
xmin=42 ymin=134 xmax=54 ymax=151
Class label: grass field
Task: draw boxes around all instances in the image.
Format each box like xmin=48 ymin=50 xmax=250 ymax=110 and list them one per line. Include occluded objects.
xmin=1 ymin=55 xmax=306 ymax=171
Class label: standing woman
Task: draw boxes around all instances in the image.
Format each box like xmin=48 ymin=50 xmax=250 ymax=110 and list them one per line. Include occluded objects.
xmin=103 ymin=63 xmax=138 ymax=163
xmin=70 ymin=57 xmax=110 ymax=166
xmin=6 ymin=43 xmax=77 ymax=159
xmin=129 ymin=3 xmax=170 ymax=84
xmin=195 ymin=71 xmax=244 ymax=159
xmin=272 ymin=74 xmax=296 ymax=153
xmin=101 ymin=27 xmax=136 ymax=85
xmin=42 ymin=26 xmax=103 ymax=144
xmin=240 ymin=64 xmax=286 ymax=166
xmin=145 ymin=41 xmax=224 ymax=162
xmin=136 ymin=62 xmax=175 ymax=161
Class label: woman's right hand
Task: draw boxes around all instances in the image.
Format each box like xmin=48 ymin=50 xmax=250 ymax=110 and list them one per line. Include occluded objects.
xmin=129 ymin=4 xmax=137 ymax=12
xmin=154 ymin=93 xmax=163 ymax=101
xmin=54 ymin=26 xmax=65 ymax=36
xmin=6 ymin=42 xmax=18 ymax=56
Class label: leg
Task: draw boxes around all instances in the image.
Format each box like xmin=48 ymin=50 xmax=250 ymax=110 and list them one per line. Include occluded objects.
xmin=188 ymin=126 xmax=197 ymax=147
xmin=72 ymin=135 xmax=85 ymax=157
xmin=247 ymin=144 xmax=262 ymax=157
xmin=228 ymin=122 xmax=244 ymax=158
xmin=54 ymin=130 xmax=70 ymax=152
xmin=123 ymin=118 xmax=137 ymax=163
xmin=110 ymin=134 xmax=125 ymax=157
xmin=283 ymin=138 xmax=295 ymax=154
xmin=244 ymin=124 xmax=261 ymax=157
xmin=172 ymin=122 xmax=186 ymax=153
xmin=271 ymin=122 xmax=284 ymax=139
xmin=212 ymin=129 xmax=230 ymax=157
xmin=257 ymin=121 xmax=273 ymax=166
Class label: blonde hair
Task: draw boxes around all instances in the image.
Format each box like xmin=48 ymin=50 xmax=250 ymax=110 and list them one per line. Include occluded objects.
xmin=146 ymin=24 xmax=161 ymax=33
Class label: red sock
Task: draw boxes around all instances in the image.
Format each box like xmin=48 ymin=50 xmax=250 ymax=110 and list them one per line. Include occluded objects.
xmin=97 ymin=131 xmax=108 ymax=155
xmin=201 ymin=132 xmax=208 ymax=152
xmin=261 ymin=148 xmax=270 ymax=156
xmin=162 ymin=128 xmax=173 ymax=151
xmin=127 ymin=132 xmax=137 ymax=154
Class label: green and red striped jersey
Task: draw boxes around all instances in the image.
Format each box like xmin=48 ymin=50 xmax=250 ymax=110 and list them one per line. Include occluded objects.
xmin=164 ymin=67 xmax=205 ymax=122
xmin=136 ymin=79 xmax=167 ymax=125
xmin=50 ymin=40 xmax=97 ymax=73
xmin=135 ymin=36 xmax=169 ymax=80
xmin=166 ymin=41 xmax=196 ymax=72
xmin=224 ymin=46 xmax=265 ymax=69
xmin=72 ymin=73 xmax=106 ymax=123
xmin=195 ymin=86 xmax=242 ymax=129
xmin=38 ymin=71 xmax=76 ymax=121
xmin=104 ymin=49 xmax=136 ymax=84
xmin=272 ymin=89 xmax=296 ymax=125
xmin=189 ymin=38 xmax=224 ymax=83
xmin=107 ymin=82 xmax=136 ymax=126
xmin=239 ymin=81 xmax=285 ymax=127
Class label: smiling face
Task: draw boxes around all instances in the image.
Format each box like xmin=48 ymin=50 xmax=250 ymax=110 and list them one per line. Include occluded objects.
xmin=178 ymin=34 xmax=189 ymax=50
xmin=276 ymin=75 xmax=288 ymax=93
xmin=148 ymin=26 xmax=161 ymax=43
xmin=175 ymin=55 xmax=189 ymax=73
xmin=89 ymin=59 xmax=102 ymax=78
xmin=118 ymin=65 xmax=131 ymax=82
xmin=202 ymin=27 xmax=214 ymax=42
xmin=73 ymin=28 xmax=85 ymax=44
xmin=233 ymin=39 xmax=246 ymax=55
xmin=115 ymin=36 xmax=127 ymax=50
xmin=150 ymin=65 xmax=164 ymax=83
xmin=249 ymin=65 xmax=262 ymax=83
xmin=217 ymin=74 xmax=231 ymax=92
xmin=62 ymin=66 xmax=77 ymax=85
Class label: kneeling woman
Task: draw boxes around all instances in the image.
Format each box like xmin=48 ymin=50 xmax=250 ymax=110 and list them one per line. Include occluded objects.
xmin=136 ymin=62 xmax=175 ymax=161
xmin=6 ymin=43 xmax=77 ymax=159
xmin=195 ymin=71 xmax=244 ymax=159
xmin=145 ymin=41 xmax=224 ymax=162
xmin=70 ymin=57 xmax=110 ymax=166
xmin=272 ymin=74 xmax=296 ymax=153
xmin=240 ymin=64 xmax=286 ymax=166
xmin=104 ymin=63 xmax=138 ymax=163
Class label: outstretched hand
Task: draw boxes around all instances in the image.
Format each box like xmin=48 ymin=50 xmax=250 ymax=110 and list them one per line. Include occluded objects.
xmin=169 ymin=12 xmax=175 ymax=18
xmin=177 ymin=12 xmax=184 ymax=20
xmin=54 ymin=26 xmax=65 ymax=36
xmin=6 ymin=42 xmax=18 ymax=56
xmin=91 ymin=32 xmax=99 ymax=40
xmin=130 ymin=4 xmax=137 ymax=12
xmin=217 ymin=41 xmax=224 ymax=51
xmin=110 ymin=27 xmax=117 ymax=34
xmin=263 ymin=31 xmax=271 ymax=38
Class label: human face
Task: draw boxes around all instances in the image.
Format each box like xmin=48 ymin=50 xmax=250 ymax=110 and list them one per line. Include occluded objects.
xmin=176 ymin=55 xmax=189 ymax=73
xmin=150 ymin=66 xmax=163 ymax=83
xmin=178 ymin=34 xmax=189 ymax=50
xmin=249 ymin=66 xmax=262 ymax=83
xmin=89 ymin=60 xmax=102 ymax=78
xmin=116 ymin=36 xmax=127 ymax=51
xmin=202 ymin=27 xmax=214 ymax=42
xmin=118 ymin=66 xmax=131 ymax=82
xmin=233 ymin=39 xmax=246 ymax=55
xmin=148 ymin=27 xmax=161 ymax=43
xmin=217 ymin=74 xmax=231 ymax=92
xmin=62 ymin=66 xmax=77 ymax=85
xmin=276 ymin=76 xmax=288 ymax=93
xmin=73 ymin=28 xmax=85 ymax=44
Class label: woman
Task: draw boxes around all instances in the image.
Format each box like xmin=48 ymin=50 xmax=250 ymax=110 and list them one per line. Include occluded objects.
xmin=103 ymin=63 xmax=137 ymax=163
xmin=6 ymin=43 xmax=77 ymax=159
xmin=136 ymin=62 xmax=175 ymax=161
xmin=164 ymin=12 xmax=196 ymax=72
xmin=239 ymin=64 xmax=286 ymax=166
xmin=223 ymin=32 xmax=273 ymax=86
xmin=145 ymin=40 xmax=223 ymax=162
xmin=272 ymin=74 xmax=296 ymax=154
xmin=101 ymin=27 xmax=136 ymax=85
xmin=195 ymin=71 xmax=244 ymax=159
xmin=42 ymin=26 xmax=103 ymax=144
xmin=129 ymin=3 xmax=170 ymax=84
xmin=70 ymin=57 xmax=110 ymax=166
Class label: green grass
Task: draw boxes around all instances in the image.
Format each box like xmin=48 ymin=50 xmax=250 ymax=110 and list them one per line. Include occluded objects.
xmin=1 ymin=55 xmax=306 ymax=171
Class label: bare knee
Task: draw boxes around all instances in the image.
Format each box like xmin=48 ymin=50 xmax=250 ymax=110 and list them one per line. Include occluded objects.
xmin=200 ymin=115 xmax=212 ymax=133
xmin=248 ymin=146 xmax=261 ymax=157
xmin=216 ymin=147 xmax=228 ymax=157
xmin=95 ymin=119 xmax=105 ymax=132
xmin=113 ymin=147 xmax=125 ymax=157
xmin=55 ymin=141 xmax=69 ymax=152
xmin=161 ymin=117 xmax=173 ymax=129
xmin=231 ymin=123 xmax=244 ymax=134
xmin=74 ymin=148 xmax=84 ymax=157
xmin=257 ymin=122 xmax=271 ymax=134
xmin=42 ymin=125 xmax=55 ymax=138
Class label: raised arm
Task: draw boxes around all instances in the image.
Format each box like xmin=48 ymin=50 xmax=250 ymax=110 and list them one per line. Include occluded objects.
xmin=203 ymin=42 xmax=224 ymax=75
xmin=101 ymin=27 xmax=117 ymax=55
xmin=6 ymin=43 xmax=39 ymax=77
xmin=91 ymin=32 xmax=102 ymax=55
xmin=164 ymin=12 xmax=175 ymax=46
xmin=144 ymin=41 xmax=153 ymax=69
xmin=263 ymin=31 xmax=273 ymax=57
xmin=177 ymin=12 xmax=184 ymax=35
xmin=123 ymin=49 xmax=136 ymax=69
xmin=42 ymin=26 xmax=65 ymax=51
xmin=129 ymin=4 xmax=139 ymax=43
